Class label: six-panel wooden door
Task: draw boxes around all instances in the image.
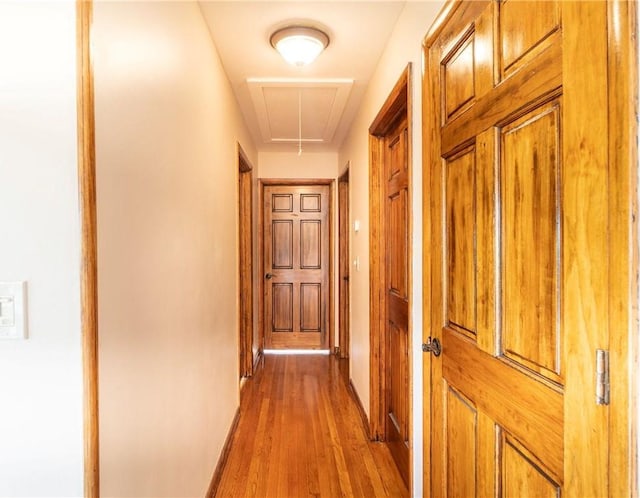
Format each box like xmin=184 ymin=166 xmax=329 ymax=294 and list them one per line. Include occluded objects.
xmin=425 ymin=1 xmax=611 ymax=496
xmin=264 ymin=184 xmax=330 ymax=350
xmin=385 ymin=114 xmax=410 ymax=485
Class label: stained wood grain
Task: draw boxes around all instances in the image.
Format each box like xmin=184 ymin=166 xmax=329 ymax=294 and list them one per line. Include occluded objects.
xmin=607 ymin=1 xmax=639 ymax=496
xmin=424 ymin=2 xmax=581 ymax=497
xmin=499 ymin=0 xmax=559 ymax=74
xmin=442 ymin=329 xmax=563 ymax=479
xmin=561 ymin=2 xmax=609 ymax=497
xmin=338 ymin=171 xmax=350 ymax=359
xmin=238 ymin=145 xmax=254 ymax=378
xmin=214 ymin=355 xmax=409 ymax=498
xmin=424 ymin=1 xmax=638 ymax=495
xmin=76 ymin=1 xmax=99 ymax=496
xmin=263 ymin=183 xmax=330 ymax=349
xmin=368 ymin=65 xmax=413 ymax=463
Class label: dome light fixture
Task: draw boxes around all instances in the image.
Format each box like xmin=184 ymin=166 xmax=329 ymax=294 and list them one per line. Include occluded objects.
xmin=270 ymin=26 xmax=330 ymax=66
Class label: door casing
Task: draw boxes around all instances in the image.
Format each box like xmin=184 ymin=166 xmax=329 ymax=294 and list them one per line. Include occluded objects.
xmin=76 ymin=0 xmax=99 ymax=495
xmin=259 ymin=179 xmax=335 ymax=352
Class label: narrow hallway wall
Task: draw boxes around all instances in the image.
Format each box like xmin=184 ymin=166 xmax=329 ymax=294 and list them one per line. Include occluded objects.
xmin=338 ymin=1 xmax=444 ymax=494
xmin=93 ymin=2 xmax=256 ymax=496
xmin=0 ymin=2 xmax=83 ymax=495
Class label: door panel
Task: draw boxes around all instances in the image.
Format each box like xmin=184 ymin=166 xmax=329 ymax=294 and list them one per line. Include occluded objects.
xmin=385 ymin=116 xmax=410 ymax=485
xmin=300 ymin=283 xmax=321 ymax=331
xmin=499 ymin=0 xmax=559 ymax=75
xmin=502 ymin=434 xmax=561 ymax=497
xmin=272 ymin=221 xmax=293 ymax=269
xmin=272 ymin=283 xmax=293 ymax=332
xmin=264 ymin=184 xmax=330 ymax=349
xmin=501 ymin=102 xmax=561 ymax=380
xmin=445 ymin=387 xmax=477 ymax=498
xmin=445 ymin=147 xmax=476 ymax=336
xmin=300 ymin=220 xmax=321 ymax=269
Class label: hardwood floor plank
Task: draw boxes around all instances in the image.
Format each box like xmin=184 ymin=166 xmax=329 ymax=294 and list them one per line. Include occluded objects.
xmin=214 ymin=354 xmax=409 ymax=498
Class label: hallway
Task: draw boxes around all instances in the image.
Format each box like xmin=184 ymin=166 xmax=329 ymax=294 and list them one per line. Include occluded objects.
xmin=214 ymin=354 xmax=409 ymax=498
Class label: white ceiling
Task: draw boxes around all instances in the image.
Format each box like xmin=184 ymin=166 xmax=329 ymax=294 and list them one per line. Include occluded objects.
xmin=198 ymin=1 xmax=408 ymax=153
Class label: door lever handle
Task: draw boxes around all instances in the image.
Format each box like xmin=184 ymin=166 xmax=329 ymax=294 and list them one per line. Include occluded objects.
xmin=422 ymin=337 xmax=442 ymax=357
xmin=265 ymin=273 xmax=273 ymax=280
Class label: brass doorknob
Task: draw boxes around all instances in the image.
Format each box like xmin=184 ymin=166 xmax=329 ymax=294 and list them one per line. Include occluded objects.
xmin=265 ymin=273 xmax=273 ymax=279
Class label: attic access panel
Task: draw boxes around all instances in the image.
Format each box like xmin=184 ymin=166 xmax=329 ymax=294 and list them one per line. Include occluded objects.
xmin=247 ymin=78 xmax=353 ymax=145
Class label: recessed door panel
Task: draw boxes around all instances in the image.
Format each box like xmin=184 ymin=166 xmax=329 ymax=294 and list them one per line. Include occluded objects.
xmin=443 ymin=29 xmax=476 ymax=120
xmin=272 ymin=193 xmax=293 ymax=212
xmin=272 ymin=283 xmax=293 ymax=332
xmin=300 ymin=283 xmax=321 ymax=332
xmin=501 ymin=434 xmax=561 ymax=498
xmin=446 ymin=147 xmax=477 ymax=337
xmin=446 ymin=387 xmax=477 ymax=498
xmin=388 ymin=190 xmax=407 ymax=299
xmin=501 ymin=102 xmax=561 ymax=380
xmin=300 ymin=220 xmax=321 ymax=269
xmin=300 ymin=193 xmax=321 ymax=212
xmin=499 ymin=0 xmax=560 ymax=75
xmin=272 ymin=220 xmax=293 ymax=269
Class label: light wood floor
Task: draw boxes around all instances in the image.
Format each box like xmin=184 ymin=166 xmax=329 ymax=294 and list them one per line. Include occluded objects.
xmin=214 ymin=354 xmax=409 ymax=498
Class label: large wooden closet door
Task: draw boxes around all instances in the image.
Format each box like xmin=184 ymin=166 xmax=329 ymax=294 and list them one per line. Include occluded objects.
xmin=425 ymin=1 xmax=613 ymax=496
xmin=385 ymin=114 xmax=410 ymax=485
xmin=264 ymin=184 xmax=330 ymax=349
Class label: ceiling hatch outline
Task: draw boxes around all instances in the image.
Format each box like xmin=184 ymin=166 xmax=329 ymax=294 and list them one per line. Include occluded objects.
xmin=247 ymin=78 xmax=354 ymax=145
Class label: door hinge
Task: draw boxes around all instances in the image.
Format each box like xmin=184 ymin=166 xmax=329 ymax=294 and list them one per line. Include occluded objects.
xmin=595 ymin=349 xmax=610 ymax=405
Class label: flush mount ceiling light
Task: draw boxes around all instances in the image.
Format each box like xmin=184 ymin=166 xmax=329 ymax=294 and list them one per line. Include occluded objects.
xmin=270 ymin=26 xmax=330 ymax=66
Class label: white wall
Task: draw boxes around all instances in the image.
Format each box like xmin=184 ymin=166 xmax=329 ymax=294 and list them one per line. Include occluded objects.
xmin=259 ymin=151 xmax=339 ymax=179
xmin=93 ymin=2 xmax=256 ymax=496
xmin=0 ymin=2 xmax=83 ymax=496
xmin=338 ymin=2 xmax=443 ymax=495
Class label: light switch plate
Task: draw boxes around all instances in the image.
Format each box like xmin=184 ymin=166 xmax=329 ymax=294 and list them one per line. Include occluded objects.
xmin=0 ymin=281 xmax=27 ymax=340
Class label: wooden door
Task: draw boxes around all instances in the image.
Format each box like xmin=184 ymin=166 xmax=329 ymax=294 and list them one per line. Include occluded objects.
xmin=238 ymin=151 xmax=253 ymax=377
xmin=263 ymin=184 xmax=330 ymax=350
xmin=385 ymin=114 xmax=410 ymax=485
xmin=424 ymin=1 xmax=620 ymax=496
xmin=338 ymin=171 xmax=350 ymax=359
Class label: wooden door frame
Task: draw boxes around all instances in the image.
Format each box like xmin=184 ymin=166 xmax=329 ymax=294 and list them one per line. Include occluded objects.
xmin=238 ymin=144 xmax=254 ymax=377
xmin=338 ymin=168 xmax=350 ymax=359
xmin=77 ymin=0 xmax=99 ymax=496
xmin=421 ymin=1 xmax=639 ymax=496
xmin=368 ymin=65 xmax=412 ymax=450
xmin=258 ymin=179 xmax=335 ymax=352
xmin=606 ymin=1 xmax=638 ymax=495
